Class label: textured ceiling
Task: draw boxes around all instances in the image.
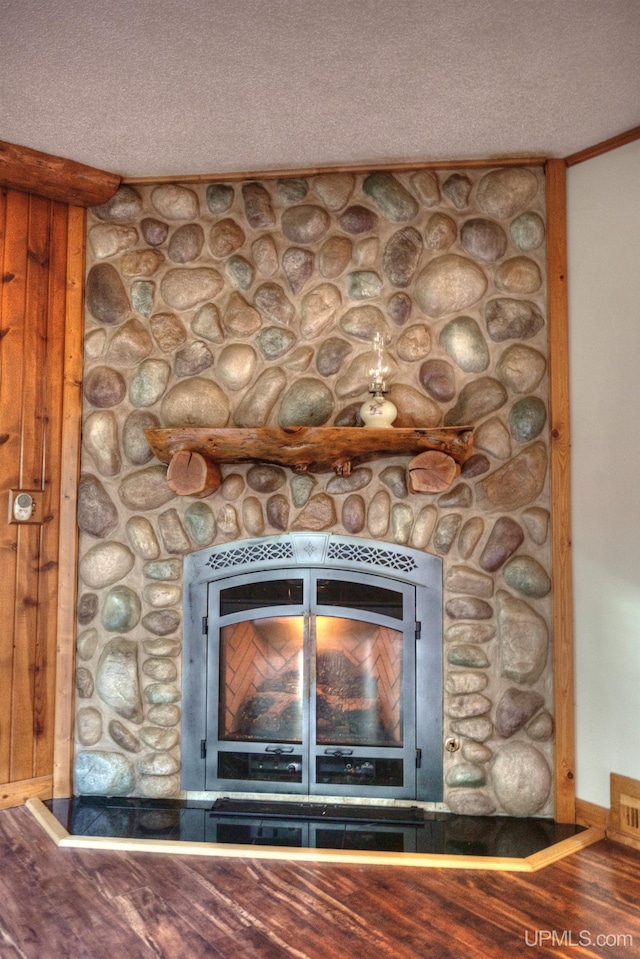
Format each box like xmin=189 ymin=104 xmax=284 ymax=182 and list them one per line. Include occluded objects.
xmin=2 ymin=0 xmax=639 ymax=179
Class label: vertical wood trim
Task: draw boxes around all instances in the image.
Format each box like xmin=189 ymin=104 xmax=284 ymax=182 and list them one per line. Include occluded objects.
xmin=546 ymin=158 xmax=576 ymax=823
xmin=53 ymin=206 xmax=85 ymax=798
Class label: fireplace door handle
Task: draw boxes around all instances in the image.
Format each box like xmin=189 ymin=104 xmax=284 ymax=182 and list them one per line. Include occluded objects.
xmin=265 ymin=746 xmax=295 ymax=754
xmin=324 ymin=748 xmax=353 ymax=756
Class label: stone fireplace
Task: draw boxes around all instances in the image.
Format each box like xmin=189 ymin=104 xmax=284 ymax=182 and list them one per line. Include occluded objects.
xmin=75 ymin=163 xmax=553 ymax=818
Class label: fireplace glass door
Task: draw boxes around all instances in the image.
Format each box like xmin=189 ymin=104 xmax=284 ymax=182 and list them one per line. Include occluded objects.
xmin=206 ymin=569 xmax=418 ymax=798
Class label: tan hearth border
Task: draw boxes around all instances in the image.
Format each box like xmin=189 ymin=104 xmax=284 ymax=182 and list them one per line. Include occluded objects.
xmin=26 ymin=798 xmax=603 ymax=872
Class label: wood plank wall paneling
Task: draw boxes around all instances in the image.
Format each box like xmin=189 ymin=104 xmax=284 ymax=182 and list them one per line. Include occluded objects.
xmin=0 ymin=187 xmax=77 ymax=808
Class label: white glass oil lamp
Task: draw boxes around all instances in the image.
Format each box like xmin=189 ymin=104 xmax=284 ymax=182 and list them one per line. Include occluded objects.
xmin=359 ymin=332 xmax=397 ymax=428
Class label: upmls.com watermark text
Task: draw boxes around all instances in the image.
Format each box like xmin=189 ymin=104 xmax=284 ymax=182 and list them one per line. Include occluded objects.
xmin=524 ymin=929 xmax=633 ymax=948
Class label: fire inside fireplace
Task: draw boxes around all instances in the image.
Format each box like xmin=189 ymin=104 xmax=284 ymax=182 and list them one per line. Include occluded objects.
xmin=182 ymin=534 xmax=443 ymax=802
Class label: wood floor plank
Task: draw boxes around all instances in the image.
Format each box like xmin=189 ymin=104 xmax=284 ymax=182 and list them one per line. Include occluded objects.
xmin=2 ymin=806 xmax=640 ymax=959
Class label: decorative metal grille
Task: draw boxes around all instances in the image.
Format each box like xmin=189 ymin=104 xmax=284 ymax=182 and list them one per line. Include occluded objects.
xmin=205 ymin=540 xmax=295 ymax=571
xmin=327 ymin=541 xmax=418 ymax=573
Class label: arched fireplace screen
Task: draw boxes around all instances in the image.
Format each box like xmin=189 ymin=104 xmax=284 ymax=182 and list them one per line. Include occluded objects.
xmin=182 ymin=533 xmax=443 ymax=802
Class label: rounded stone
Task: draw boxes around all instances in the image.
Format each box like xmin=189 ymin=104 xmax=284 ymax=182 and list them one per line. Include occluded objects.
xmin=151 ymin=184 xmax=199 ymax=219
xmin=411 ymin=170 xmax=440 ymax=207
xmin=138 ymin=752 xmax=180 ymax=776
xmin=206 ymin=182 xmax=234 ymax=214
xmin=108 ymin=318 xmax=153 ymax=367
xmin=96 ymin=638 xmax=142 ymax=723
xmin=442 ymin=173 xmax=472 ymax=210
xmin=257 ymin=326 xmax=296 ymax=360
xmin=447 ymin=644 xmax=490 ymax=668
xmin=277 ymin=177 xmax=308 ymax=203
xmin=527 ymin=710 xmax=554 ymax=742
xmin=243 ymin=497 xmax=265 ymax=536
xmin=367 ymin=490 xmax=390 ymax=538
xmin=76 ymin=707 xmax=103 ymax=746
xmin=446 ymin=790 xmax=496 ymax=816
xmin=446 ymin=623 xmax=496 ymax=644
xmin=78 ymin=593 xmax=99 ymax=626
xmin=209 ymin=218 xmax=245 ymax=258
xmin=363 ymin=172 xmax=418 ymax=221
xmin=510 ymin=212 xmax=545 ymax=251
xmin=492 ymin=742 xmax=551 ymax=816
xmin=160 ymin=268 xmax=223 ymax=310
xmin=415 ymin=255 xmax=487 ymax=318
xmin=141 ymin=217 xmax=169 ymax=246
xmin=143 ymin=584 xmax=182 ymax=608
xmin=252 ymin=235 xmax=279 ymax=276
xmin=143 ymin=559 xmax=182 ymax=581
xmin=75 ymin=667 xmax=94 ymax=698
xmin=476 ymin=443 xmax=547 ymax=513
xmin=392 ymin=503 xmax=414 ymax=544
xmin=102 ymin=585 xmax=141 ymax=632
xmin=342 ymin=494 xmax=366 ymax=534
xmin=281 ymin=205 xmax=330 ymax=244
xmin=173 ymin=341 xmax=214 ymax=378
xmin=419 ymin=359 xmax=456 ymax=402
xmin=158 ymin=509 xmax=190 ymax=554
xmin=149 ymin=312 xmax=187 ymax=352
xmin=139 ymin=726 xmax=180 ymax=750
xmin=147 ymin=704 xmax=181 ymax=728
xmin=89 ymin=223 xmax=138 ymax=259
xmin=424 ymin=212 xmax=457 ymax=250
xmin=445 ymin=596 xmax=492 ymax=620
xmin=223 ymin=292 xmax=262 ymax=336
xmin=485 ymin=298 xmax=544 ymax=341
xmin=445 ymin=565 xmax=493 ymax=599
xmin=254 ymin=283 xmax=295 ymax=325
xmin=266 ymin=494 xmax=290 ymax=530
xmin=522 ymin=507 xmax=550 ymax=545
xmin=131 ymin=280 xmax=155 ymax=318
xmin=185 ymin=502 xmax=216 ymax=546
xmin=460 ymin=218 xmax=508 ymax=262
xmin=247 ymin=464 xmax=286 ymax=493
xmin=84 ymin=365 xmax=126 ymax=408
xmin=77 ymin=627 xmax=98 ymax=661
xmin=396 ymin=324 xmax=431 ymax=362
xmin=503 ymin=555 xmax=551 ymax=598
xmin=444 ymin=377 xmax=508 ymax=426
xmin=84 ymin=328 xmax=107 ymax=358
xmin=445 ymin=763 xmax=486 ymax=788
xmin=138 ymin=774 xmax=181 ymax=799
xmin=215 ymin=344 xmax=257 ymax=391
xmin=316 ymin=337 xmax=352 ymax=376
xmin=128 ymin=359 xmax=170 ymax=407
xmin=74 ymin=751 xmax=135 ymax=796
xmin=380 ymin=465 xmax=408 ymax=498
xmin=126 ymin=516 xmax=160 ymax=560
xmin=497 ymin=590 xmax=549 ymax=684
xmin=161 ymin=377 xmax=230 ymax=428
xmin=167 ymin=223 xmax=204 ymax=263
xmin=438 ymin=484 xmax=472 ymax=509
xmin=77 ymin=474 xmax=118 ymax=538
xmin=191 ymin=303 xmax=224 ymax=343
xmin=79 ymin=541 xmax=135 ymax=589
xmin=142 ymin=609 xmax=181 ymax=636
xmin=91 ymin=185 xmax=143 ymax=224
xmin=109 ymin=720 xmax=141 ymax=753
xmin=122 ymin=410 xmax=159 ymax=466
xmin=292 ymin=493 xmax=337 ymax=532
xmin=462 ymin=742 xmax=493 ymax=764
xmin=495 ymin=256 xmax=542 ymax=294
xmin=290 ymin=474 xmax=315 ymax=507
xmin=439 ymin=316 xmax=490 ymax=372
xmin=447 ymin=693 xmax=492 ymax=719
xmin=388 ymin=292 xmax=412 ymax=326
xmin=382 ymin=227 xmax=422 ymax=288
xmin=86 ymin=264 xmax=130 ymax=325
xmin=509 ymin=396 xmax=547 ymax=442
xmin=347 ymin=271 xmax=383 ymax=300
xmin=319 ymin=236 xmax=352 ymax=278
xmin=278 ymin=378 xmax=334 ymax=427
xmin=338 ymin=205 xmax=379 ymax=235
xmin=242 ymin=182 xmax=275 ymax=229
xmin=479 ymin=517 xmax=524 ymax=571
xmin=496 ymin=344 xmax=546 ymax=394
xmin=233 ymin=368 xmax=286 ymax=428
xmin=143 ymin=658 xmax=178 ymax=683
xmin=312 ymin=173 xmax=355 ymax=211
xmin=119 ymin=466 xmax=174 ymax=511
xmin=461 ymin=454 xmax=491 ymax=478
xmin=474 ymin=416 xmax=511 ymax=460
xmin=477 ymin=168 xmax=538 ymax=219
xmin=387 ymin=384 xmax=440 ymax=428
xmin=283 ymin=247 xmax=313 ymax=294
xmin=449 ymin=717 xmax=494 ymax=744
xmin=143 ymin=639 xmax=181 ymax=659
xmin=354 ymin=237 xmax=380 ymax=266
xmin=339 ymin=305 xmax=389 ymax=345
xmin=496 ymin=688 xmax=545 ymax=738
xmin=121 ymin=249 xmax=164 ymax=278
xmin=458 ymin=516 xmax=485 ymax=559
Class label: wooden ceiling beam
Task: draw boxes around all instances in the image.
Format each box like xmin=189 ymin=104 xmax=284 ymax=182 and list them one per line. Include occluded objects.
xmin=0 ymin=140 xmax=120 ymax=207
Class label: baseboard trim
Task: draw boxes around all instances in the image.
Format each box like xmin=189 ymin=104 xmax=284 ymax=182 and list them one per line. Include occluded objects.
xmin=575 ymin=797 xmax=609 ymax=830
xmin=1 ymin=777 xmax=53 ymax=810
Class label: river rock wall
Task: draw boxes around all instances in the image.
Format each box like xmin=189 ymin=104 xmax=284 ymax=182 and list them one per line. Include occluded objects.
xmin=75 ymin=165 xmax=552 ymax=817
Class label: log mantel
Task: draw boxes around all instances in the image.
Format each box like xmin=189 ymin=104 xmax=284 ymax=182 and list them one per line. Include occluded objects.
xmin=145 ymin=426 xmax=474 ymax=489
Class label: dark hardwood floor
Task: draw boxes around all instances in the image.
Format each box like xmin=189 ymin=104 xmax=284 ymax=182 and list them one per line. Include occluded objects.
xmin=1 ymin=804 xmax=639 ymax=959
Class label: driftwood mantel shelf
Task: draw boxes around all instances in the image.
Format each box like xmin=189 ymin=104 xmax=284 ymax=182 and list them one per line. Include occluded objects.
xmin=145 ymin=425 xmax=474 ymax=497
